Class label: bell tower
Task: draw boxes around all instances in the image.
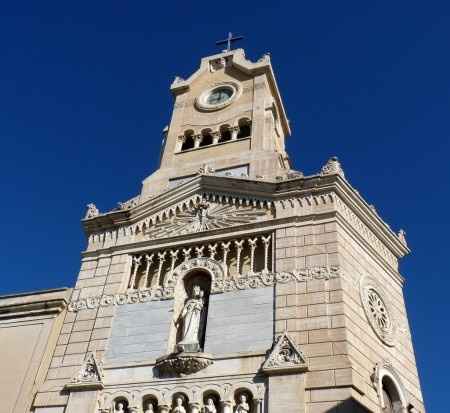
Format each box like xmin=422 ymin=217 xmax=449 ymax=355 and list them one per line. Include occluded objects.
xmin=142 ymin=48 xmax=291 ymax=198
xmin=29 ymin=45 xmax=426 ymax=413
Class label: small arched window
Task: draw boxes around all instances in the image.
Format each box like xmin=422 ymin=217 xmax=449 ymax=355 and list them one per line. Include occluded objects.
xmin=219 ymin=124 xmax=232 ymax=143
xmin=237 ymin=118 xmax=251 ymax=139
xmin=373 ymin=362 xmax=408 ymax=413
xmin=181 ymin=130 xmax=195 ymax=151
xmin=199 ymin=129 xmax=214 ymax=147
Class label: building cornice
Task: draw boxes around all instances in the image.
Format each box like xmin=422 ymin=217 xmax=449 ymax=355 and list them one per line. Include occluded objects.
xmin=0 ymin=288 xmax=71 ymax=319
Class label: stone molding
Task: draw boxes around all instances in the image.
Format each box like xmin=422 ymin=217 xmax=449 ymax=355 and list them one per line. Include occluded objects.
xmin=155 ymin=352 xmax=214 ymax=377
xmin=372 ymin=360 xmax=409 ymax=411
xmin=68 ymin=266 xmax=340 ymax=312
xmin=0 ymin=288 xmax=70 ymax=319
xmin=262 ymin=332 xmax=308 ymax=375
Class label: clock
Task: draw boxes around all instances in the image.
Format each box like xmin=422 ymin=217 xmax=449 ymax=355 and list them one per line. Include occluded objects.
xmin=195 ymin=83 xmax=240 ymax=111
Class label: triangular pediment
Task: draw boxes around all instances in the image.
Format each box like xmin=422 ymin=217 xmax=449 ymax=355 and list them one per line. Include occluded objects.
xmin=262 ymin=332 xmax=308 ymax=375
xmin=65 ymin=352 xmax=104 ymax=391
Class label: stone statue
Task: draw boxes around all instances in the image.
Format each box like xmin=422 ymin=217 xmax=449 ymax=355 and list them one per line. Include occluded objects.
xmin=172 ymin=396 xmax=186 ymax=413
xmin=204 ymin=398 xmax=217 ymax=413
xmin=144 ymin=401 xmax=155 ymax=413
xmin=234 ymin=394 xmax=250 ymax=413
xmin=177 ymin=285 xmax=205 ymax=352
xmin=85 ymin=203 xmax=99 ymax=219
xmin=115 ymin=402 xmax=125 ymax=413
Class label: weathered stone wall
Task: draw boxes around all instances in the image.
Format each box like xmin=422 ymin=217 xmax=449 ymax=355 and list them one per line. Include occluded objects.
xmin=274 ymin=222 xmax=355 ymax=413
xmin=337 ymin=222 xmax=424 ymax=411
xmin=106 ymin=300 xmax=172 ymax=363
xmin=35 ymin=254 xmax=129 ymax=408
xmin=205 ymin=287 xmax=273 ymax=354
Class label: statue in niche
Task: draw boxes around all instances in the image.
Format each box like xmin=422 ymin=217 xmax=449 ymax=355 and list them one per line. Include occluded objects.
xmin=176 ymin=284 xmax=205 ymax=352
xmin=144 ymin=401 xmax=155 ymax=413
xmin=234 ymin=394 xmax=250 ymax=413
xmin=204 ymin=398 xmax=217 ymax=413
xmin=172 ymin=395 xmax=187 ymax=413
xmin=115 ymin=402 xmax=125 ymax=413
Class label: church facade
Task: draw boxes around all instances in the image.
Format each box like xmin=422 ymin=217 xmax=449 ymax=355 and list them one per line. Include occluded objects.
xmin=0 ymin=48 xmax=425 ymax=413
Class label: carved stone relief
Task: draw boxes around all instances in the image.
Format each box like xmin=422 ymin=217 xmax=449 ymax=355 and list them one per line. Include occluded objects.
xmin=262 ymin=332 xmax=308 ymax=374
xmin=360 ymin=276 xmax=396 ymax=347
xmin=145 ymin=201 xmax=269 ymax=239
xmin=68 ymin=265 xmax=340 ymax=312
xmin=66 ymin=351 xmax=104 ymax=390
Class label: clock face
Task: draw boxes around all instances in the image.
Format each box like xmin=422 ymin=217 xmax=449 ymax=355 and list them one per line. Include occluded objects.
xmin=195 ymin=83 xmax=239 ymax=111
xmin=206 ymin=86 xmax=233 ymax=105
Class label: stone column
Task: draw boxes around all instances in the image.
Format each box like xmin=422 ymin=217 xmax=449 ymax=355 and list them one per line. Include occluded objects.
xmin=234 ymin=240 xmax=244 ymax=277
xmin=248 ymin=237 xmax=258 ymax=275
xmin=212 ymin=131 xmax=220 ymax=145
xmin=189 ymin=402 xmax=201 ymax=413
xmin=261 ymin=235 xmax=271 ymax=273
xmin=129 ymin=255 xmax=142 ymax=289
xmin=183 ymin=247 xmax=192 ymax=262
xmin=231 ymin=126 xmax=239 ymax=140
xmin=143 ymin=253 xmax=154 ymax=288
xmin=157 ymin=251 xmax=167 ymax=285
xmin=221 ymin=241 xmax=231 ymax=277
xmin=158 ymin=405 xmax=170 ymax=413
xmin=221 ymin=400 xmax=233 ymax=413
xmin=194 ymin=134 xmax=202 ymax=148
xmin=208 ymin=243 xmax=218 ymax=260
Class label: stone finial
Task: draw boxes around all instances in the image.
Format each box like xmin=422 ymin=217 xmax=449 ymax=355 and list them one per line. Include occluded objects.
xmin=320 ymin=156 xmax=345 ymax=178
xmin=258 ymin=52 xmax=271 ymax=63
xmin=84 ymin=203 xmax=99 ymax=219
xmin=398 ymin=229 xmax=408 ymax=246
xmin=171 ymin=76 xmax=184 ymax=87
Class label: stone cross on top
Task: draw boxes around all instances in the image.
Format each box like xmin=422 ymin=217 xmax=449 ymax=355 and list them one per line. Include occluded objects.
xmin=216 ymin=32 xmax=244 ymax=52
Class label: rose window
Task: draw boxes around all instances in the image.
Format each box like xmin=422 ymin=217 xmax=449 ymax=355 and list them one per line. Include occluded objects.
xmin=360 ymin=276 xmax=396 ymax=347
xmin=367 ymin=289 xmax=391 ymax=332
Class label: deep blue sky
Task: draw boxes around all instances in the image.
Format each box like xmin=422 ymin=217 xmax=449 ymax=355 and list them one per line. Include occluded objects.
xmin=0 ymin=1 xmax=448 ymax=410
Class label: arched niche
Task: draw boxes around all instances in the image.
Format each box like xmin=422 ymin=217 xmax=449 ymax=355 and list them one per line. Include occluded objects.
xmin=142 ymin=395 xmax=159 ymax=413
xmin=373 ymin=362 xmax=408 ymax=412
xmin=168 ymin=266 xmax=212 ymax=353
xmin=203 ymin=389 xmax=221 ymax=412
xmin=234 ymin=388 xmax=254 ymax=412
xmin=113 ymin=397 xmax=130 ymax=413
xmin=171 ymin=392 xmax=189 ymax=412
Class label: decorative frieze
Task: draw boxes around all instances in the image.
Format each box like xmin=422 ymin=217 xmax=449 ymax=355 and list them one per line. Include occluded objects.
xmin=67 ymin=265 xmax=340 ymax=312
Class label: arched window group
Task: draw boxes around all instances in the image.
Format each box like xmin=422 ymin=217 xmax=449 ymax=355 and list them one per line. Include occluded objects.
xmin=179 ymin=118 xmax=252 ymax=152
xmin=112 ymin=387 xmax=258 ymax=412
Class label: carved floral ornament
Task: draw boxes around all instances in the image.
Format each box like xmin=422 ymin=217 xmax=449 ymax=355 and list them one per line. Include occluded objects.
xmin=262 ymin=332 xmax=308 ymax=375
xmin=65 ymin=352 xmax=104 ymax=391
xmin=68 ymin=265 xmax=340 ymax=312
xmin=360 ymin=276 xmax=396 ymax=347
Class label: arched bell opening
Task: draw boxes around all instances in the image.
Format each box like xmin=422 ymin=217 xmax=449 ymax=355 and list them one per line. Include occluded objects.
xmin=181 ymin=130 xmax=195 ymax=151
xmin=237 ymin=118 xmax=251 ymax=139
